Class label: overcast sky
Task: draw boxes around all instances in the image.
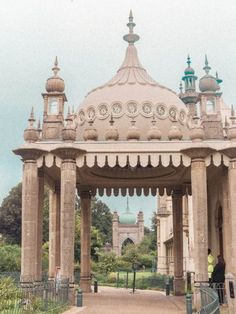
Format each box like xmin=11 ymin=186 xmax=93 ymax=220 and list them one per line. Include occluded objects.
xmin=0 ymin=0 xmax=236 ymax=226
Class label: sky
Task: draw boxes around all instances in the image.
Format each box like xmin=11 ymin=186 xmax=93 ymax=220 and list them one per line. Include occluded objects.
xmin=1 ymin=0 xmax=236 ymax=227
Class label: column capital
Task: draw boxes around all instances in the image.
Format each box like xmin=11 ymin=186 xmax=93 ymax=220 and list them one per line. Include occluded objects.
xmin=172 ymin=187 xmax=184 ymax=197
xmin=181 ymin=145 xmax=215 ymax=160
xmin=13 ymin=148 xmax=46 ymax=161
xmin=220 ymin=146 xmax=236 ymax=160
xmin=51 ymin=147 xmax=85 ymax=161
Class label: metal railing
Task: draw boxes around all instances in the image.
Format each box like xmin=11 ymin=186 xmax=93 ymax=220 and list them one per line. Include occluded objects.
xmin=0 ymin=277 xmax=69 ymax=314
xmin=199 ymin=285 xmax=220 ymax=314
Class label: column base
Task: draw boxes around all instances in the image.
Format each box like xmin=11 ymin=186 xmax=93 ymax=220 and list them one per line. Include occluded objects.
xmin=80 ymin=276 xmax=92 ymax=293
xmin=174 ymin=277 xmax=185 ymax=295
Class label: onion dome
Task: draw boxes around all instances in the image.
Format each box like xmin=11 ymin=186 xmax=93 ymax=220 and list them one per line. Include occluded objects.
xmin=119 ymin=198 xmax=136 ymax=225
xmin=147 ymin=115 xmax=161 ymax=140
xmin=127 ymin=119 xmax=140 ymax=141
xmin=24 ymin=107 xmax=39 ymax=142
xmin=199 ymin=56 xmax=218 ymax=92
xmin=62 ymin=107 xmax=76 ymax=142
xmin=184 ymin=55 xmax=195 ymax=75
xmin=168 ymin=120 xmax=183 ymax=140
xmin=46 ymin=57 xmax=65 ymax=93
xmin=77 ymin=12 xmax=189 ymax=141
xmin=227 ymin=105 xmax=236 ymax=141
xmin=83 ymin=120 xmax=98 ymax=141
xmin=190 ymin=115 xmax=204 ymax=142
xmin=105 ymin=115 xmax=119 ymax=141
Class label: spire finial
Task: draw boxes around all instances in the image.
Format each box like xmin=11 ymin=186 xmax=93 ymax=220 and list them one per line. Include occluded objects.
xmin=52 ymin=56 xmax=60 ymax=76
xmin=187 ymin=54 xmax=191 ymax=67
xmin=203 ymin=55 xmax=211 ymax=74
xmin=30 ymin=107 xmax=34 ymax=120
xmin=126 ymin=197 xmax=130 ymax=212
xmin=179 ymin=81 xmax=183 ymax=93
xmin=123 ymin=11 xmax=140 ymax=45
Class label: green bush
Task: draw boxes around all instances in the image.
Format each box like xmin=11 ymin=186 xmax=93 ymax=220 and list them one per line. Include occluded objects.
xmin=0 ymin=244 xmax=21 ymax=272
xmin=0 ymin=277 xmax=21 ymax=311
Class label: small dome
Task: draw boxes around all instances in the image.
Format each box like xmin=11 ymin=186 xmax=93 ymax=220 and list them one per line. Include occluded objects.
xmin=190 ymin=116 xmax=204 ymax=142
xmin=119 ymin=212 xmax=136 ymax=224
xmin=105 ymin=117 xmax=119 ymax=141
xmin=62 ymin=110 xmax=76 ymax=142
xmin=199 ymin=56 xmax=218 ymax=93
xmin=199 ymin=75 xmax=218 ymax=93
xmin=24 ymin=108 xmax=39 ymax=143
xmin=45 ymin=57 xmax=65 ymax=93
xmin=127 ymin=120 xmax=140 ymax=141
xmin=168 ymin=123 xmax=183 ymax=140
xmin=184 ymin=66 xmax=195 ymax=75
xmin=147 ymin=117 xmax=161 ymax=140
xmin=83 ymin=120 xmax=98 ymax=141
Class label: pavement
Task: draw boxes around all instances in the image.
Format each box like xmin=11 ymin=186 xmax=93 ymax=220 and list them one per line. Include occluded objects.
xmin=64 ymin=286 xmax=186 ymax=314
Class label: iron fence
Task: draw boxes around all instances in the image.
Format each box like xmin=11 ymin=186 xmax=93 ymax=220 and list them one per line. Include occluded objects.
xmin=0 ymin=277 xmax=69 ymax=314
xmin=199 ymin=285 xmax=220 ymax=314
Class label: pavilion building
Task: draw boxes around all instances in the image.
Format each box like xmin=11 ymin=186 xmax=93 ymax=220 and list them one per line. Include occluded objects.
xmin=14 ymin=11 xmax=236 ymax=308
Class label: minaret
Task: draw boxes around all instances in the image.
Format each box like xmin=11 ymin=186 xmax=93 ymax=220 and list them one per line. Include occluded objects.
xmin=179 ymin=55 xmax=198 ymax=117
xmin=42 ymin=57 xmax=67 ymax=140
xmin=198 ymin=56 xmax=224 ymax=139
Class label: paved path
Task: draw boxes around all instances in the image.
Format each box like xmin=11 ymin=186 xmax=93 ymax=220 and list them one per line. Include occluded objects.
xmin=65 ymin=286 xmax=186 ymax=314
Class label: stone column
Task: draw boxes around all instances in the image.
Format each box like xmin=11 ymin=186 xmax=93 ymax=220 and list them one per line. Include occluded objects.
xmin=80 ymin=190 xmax=92 ymax=292
xmin=36 ymin=171 xmax=44 ymax=281
xmin=21 ymin=159 xmax=39 ymax=282
xmin=228 ymin=158 xmax=236 ymax=275
xmin=49 ymin=187 xmax=61 ymax=279
xmin=172 ymin=188 xmax=184 ymax=295
xmin=222 ymin=168 xmax=231 ymax=272
xmin=60 ymin=160 xmax=76 ymax=283
xmin=191 ymin=157 xmax=208 ymax=282
xmin=112 ymin=211 xmax=119 ymax=256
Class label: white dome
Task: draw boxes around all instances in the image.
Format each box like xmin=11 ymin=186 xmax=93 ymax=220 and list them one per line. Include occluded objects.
xmin=76 ymin=20 xmax=190 ymax=141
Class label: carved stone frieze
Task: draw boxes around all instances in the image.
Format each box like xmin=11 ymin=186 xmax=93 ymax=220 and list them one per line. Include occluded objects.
xmin=181 ymin=146 xmax=216 ymax=160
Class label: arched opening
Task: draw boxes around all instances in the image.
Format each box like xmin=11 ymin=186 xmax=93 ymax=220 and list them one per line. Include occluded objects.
xmin=121 ymin=238 xmax=134 ymax=255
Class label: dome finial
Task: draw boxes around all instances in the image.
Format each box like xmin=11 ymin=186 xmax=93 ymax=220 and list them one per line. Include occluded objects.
xmin=187 ymin=54 xmax=191 ymax=67
xmin=123 ymin=10 xmax=140 ymax=45
xmin=52 ymin=56 xmax=60 ymax=76
xmin=179 ymin=81 xmax=183 ymax=93
xmin=203 ymin=55 xmax=211 ymax=74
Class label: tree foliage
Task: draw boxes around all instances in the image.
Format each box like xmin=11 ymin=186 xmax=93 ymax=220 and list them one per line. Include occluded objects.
xmin=0 ymin=243 xmax=21 ymax=272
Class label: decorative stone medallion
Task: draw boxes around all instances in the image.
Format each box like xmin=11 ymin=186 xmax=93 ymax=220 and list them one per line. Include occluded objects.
xmin=179 ymin=110 xmax=186 ymax=125
xmin=87 ymin=106 xmax=96 ymax=120
xmin=156 ymin=103 xmax=167 ymax=119
xmin=141 ymin=102 xmax=153 ymax=117
xmin=126 ymin=101 xmax=138 ymax=117
xmin=98 ymin=103 xmax=109 ymax=119
xmin=169 ymin=106 xmax=177 ymax=121
xmin=78 ymin=109 xmax=86 ymax=125
xmin=111 ymin=102 xmax=123 ymax=117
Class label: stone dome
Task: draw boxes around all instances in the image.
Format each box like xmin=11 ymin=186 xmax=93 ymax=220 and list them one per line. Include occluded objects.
xmin=199 ymin=56 xmax=218 ymax=93
xmin=119 ymin=211 xmax=136 ymax=224
xmin=76 ymin=15 xmax=190 ymax=141
xmin=199 ymin=75 xmax=218 ymax=93
xmin=46 ymin=57 xmax=65 ymax=93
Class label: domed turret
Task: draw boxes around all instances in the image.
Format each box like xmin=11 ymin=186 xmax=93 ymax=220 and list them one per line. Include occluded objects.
xmin=199 ymin=56 xmax=218 ymax=93
xmin=190 ymin=115 xmax=205 ymax=142
xmin=24 ymin=107 xmax=39 ymax=143
xmin=46 ymin=57 xmax=65 ymax=93
xmin=184 ymin=55 xmax=195 ymax=75
xmin=119 ymin=198 xmax=136 ymax=225
xmin=62 ymin=107 xmax=76 ymax=142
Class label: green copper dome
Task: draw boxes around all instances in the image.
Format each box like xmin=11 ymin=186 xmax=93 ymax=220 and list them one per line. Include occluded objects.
xmin=119 ymin=198 xmax=136 ymax=225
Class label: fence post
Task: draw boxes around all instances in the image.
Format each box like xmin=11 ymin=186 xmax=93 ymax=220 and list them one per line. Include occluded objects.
xmin=94 ymin=280 xmax=98 ymax=293
xmin=76 ymin=288 xmax=83 ymax=307
xmin=186 ymin=293 xmax=193 ymax=314
xmin=166 ymin=277 xmax=170 ymax=296
xmin=187 ymin=272 xmax=192 ymax=293
xmin=132 ymin=270 xmax=136 ymax=293
xmin=126 ymin=271 xmax=129 ymax=289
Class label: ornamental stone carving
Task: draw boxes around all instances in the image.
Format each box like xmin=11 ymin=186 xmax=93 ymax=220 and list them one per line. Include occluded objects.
xmin=87 ymin=106 xmax=96 ymax=120
xmin=78 ymin=110 xmax=86 ymax=125
xmin=126 ymin=101 xmax=138 ymax=117
xmin=141 ymin=102 xmax=153 ymax=117
xmin=156 ymin=103 xmax=167 ymax=119
xmin=98 ymin=103 xmax=109 ymax=119
xmin=111 ymin=102 xmax=123 ymax=117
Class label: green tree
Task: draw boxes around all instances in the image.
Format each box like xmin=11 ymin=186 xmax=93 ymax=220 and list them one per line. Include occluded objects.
xmin=0 ymin=183 xmax=49 ymax=244
xmin=0 ymin=244 xmax=21 ymax=272
xmin=0 ymin=183 xmax=22 ymax=244
xmin=97 ymin=251 xmax=117 ymax=274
